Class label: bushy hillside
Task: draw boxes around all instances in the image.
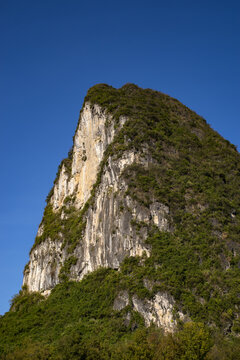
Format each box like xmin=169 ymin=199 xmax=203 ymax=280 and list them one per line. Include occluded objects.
xmin=1 ymin=84 xmax=240 ymax=359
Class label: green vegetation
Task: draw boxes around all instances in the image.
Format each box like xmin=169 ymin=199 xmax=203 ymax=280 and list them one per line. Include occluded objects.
xmin=59 ymin=256 xmax=78 ymax=281
xmin=1 ymin=269 xmax=240 ymax=359
xmin=1 ymin=83 xmax=240 ymax=358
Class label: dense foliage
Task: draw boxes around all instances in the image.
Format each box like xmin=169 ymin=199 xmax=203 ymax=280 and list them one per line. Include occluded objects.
xmin=1 ymin=83 xmax=240 ymax=358
xmin=1 ymin=269 xmax=240 ymax=359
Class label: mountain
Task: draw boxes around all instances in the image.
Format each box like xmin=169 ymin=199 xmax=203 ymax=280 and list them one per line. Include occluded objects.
xmin=1 ymin=84 xmax=240 ymax=359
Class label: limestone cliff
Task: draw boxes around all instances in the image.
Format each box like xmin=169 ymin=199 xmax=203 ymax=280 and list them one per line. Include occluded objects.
xmin=3 ymin=83 xmax=240 ymax=359
xmin=22 ymin=83 xmax=240 ymax=334
xmin=23 ymin=98 xmax=175 ymax=328
xmin=25 ymin=104 xmax=152 ymax=288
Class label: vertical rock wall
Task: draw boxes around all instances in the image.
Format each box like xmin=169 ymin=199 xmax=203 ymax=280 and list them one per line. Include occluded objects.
xmin=22 ymin=102 xmax=179 ymax=331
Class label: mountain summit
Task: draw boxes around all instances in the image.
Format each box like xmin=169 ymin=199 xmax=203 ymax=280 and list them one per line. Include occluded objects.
xmin=1 ymin=84 xmax=240 ymax=358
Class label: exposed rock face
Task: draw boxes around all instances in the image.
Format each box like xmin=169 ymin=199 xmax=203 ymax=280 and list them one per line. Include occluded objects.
xmin=113 ymin=291 xmax=130 ymax=311
xmin=69 ymin=154 xmax=170 ymax=282
xmin=24 ymin=103 xmax=170 ymax=292
xmin=23 ymin=101 xmax=179 ymax=331
xmin=51 ymin=103 xmax=119 ymax=211
xmin=132 ymin=293 xmax=184 ymax=332
xmin=24 ymin=240 xmax=64 ymax=293
xmin=113 ymin=290 xmax=185 ymax=332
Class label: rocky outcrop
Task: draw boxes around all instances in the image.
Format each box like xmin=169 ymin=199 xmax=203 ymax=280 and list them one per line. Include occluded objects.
xmin=22 ymin=100 xmax=180 ymax=331
xmin=51 ymin=103 xmax=121 ymax=211
xmin=24 ymin=151 xmax=170 ymax=291
xmin=23 ymin=103 xmax=170 ymax=292
xmin=23 ymin=239 xmax=64 ymax=293
xmin=69 ymin=152 xmax=170 ymax=282
xmin=132 ymin=293 xmax=184 ymax=332
xmin=113 ymin=290 xmax=185 ymax=332
xmin=113 ymin=291 xmax=130 ymax=311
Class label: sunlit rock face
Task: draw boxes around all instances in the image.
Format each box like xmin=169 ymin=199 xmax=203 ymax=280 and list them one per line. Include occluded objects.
xmin=23 ymin=239 xmax=64 ymax=293
xmin=51 ymin=103 xmax=118 ymax=211
xmin=132 ymin=293 xmax=185 ymax=332
xmin=113 ymin=290 xmax=185 ymax=332
xmin=23 ymin=102 xmax=178 ymax=331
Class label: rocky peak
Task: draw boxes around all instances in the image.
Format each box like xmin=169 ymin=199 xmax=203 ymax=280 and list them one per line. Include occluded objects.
xmin=22 ymin=83 xmax=240 ymax=333
xmin=23 ymin=99 xmax=170 ymax=298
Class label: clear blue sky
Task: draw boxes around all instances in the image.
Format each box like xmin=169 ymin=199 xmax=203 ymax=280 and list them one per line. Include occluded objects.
xmin=0 ymin=0 xmax=239 ymax=314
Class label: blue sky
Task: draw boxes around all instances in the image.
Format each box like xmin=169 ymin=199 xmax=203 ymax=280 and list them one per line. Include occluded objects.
xmin=0 ymin=0 xmax=239 ymax=314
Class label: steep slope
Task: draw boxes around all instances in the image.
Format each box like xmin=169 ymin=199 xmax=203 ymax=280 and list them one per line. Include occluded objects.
xmin=1 ymin=83 xmax=240 ymax=359
xmin=23 ymin=102 xmax=154 ymax=293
